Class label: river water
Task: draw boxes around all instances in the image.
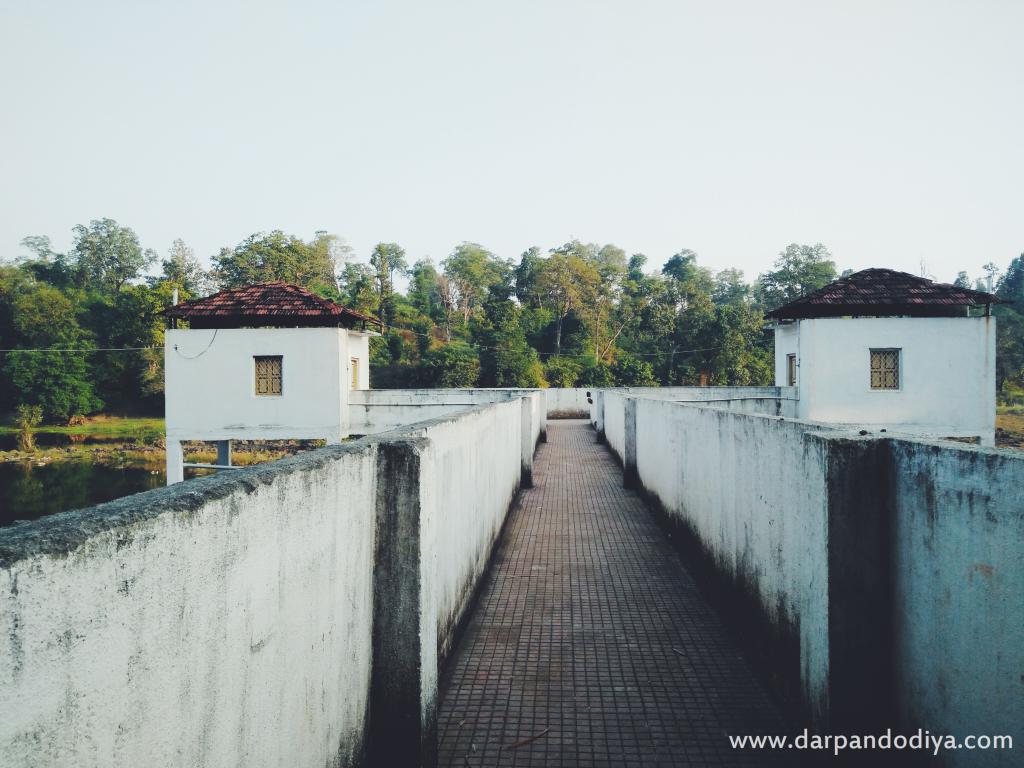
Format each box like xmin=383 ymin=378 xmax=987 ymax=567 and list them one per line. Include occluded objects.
xmin=0 ymin=462 xmax=168 ymax=527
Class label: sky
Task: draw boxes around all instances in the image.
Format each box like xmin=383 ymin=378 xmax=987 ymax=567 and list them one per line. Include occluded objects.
xmin=1 ymin=0 xmax=1022 ymax=284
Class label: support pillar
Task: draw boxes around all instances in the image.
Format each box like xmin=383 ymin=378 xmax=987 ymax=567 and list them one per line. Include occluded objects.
xmin=623 ymin=397 xmax=638 ymax=489
xmin=166 ymin=439 xmax=184 ymax=485
xmin=594 ymin=390 xmax=606 ymax=444
xmin=368 ymin=439 xmax=437 ymax=768
xmin=215 ymin=440 xmax=232 ymax=468
xmin=520 ymin=394 xmax=536 ymax=488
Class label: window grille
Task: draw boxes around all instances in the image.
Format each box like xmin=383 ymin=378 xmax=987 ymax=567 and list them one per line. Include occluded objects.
xmin=870 ymin=349 xmax=900 ymax=390
xmin=351 ymin=357 xmax=360 ymax=390
xmin=255 ymin=356 xmax=283 ymax=396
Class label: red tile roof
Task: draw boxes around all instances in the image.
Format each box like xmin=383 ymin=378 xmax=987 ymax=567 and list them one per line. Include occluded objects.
xmin=766 ymin=268 xmax=999 ymax=319
xmin=164 ymin=281 xmax=382 ymax=330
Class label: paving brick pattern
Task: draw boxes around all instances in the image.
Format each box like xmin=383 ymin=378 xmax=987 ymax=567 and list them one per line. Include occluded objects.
xmin=438 ymin=420 xmax=788 ymax=767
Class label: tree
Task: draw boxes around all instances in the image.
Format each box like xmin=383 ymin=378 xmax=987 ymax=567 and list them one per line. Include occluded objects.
xmin=338 ymin=263 xmax=378 ymax=315
xmin=953 ymin=271 xmax=972 ymax=289
xmin=534 ymin=244 xmax=600 ymax=355
xmin=756 ymin=243 xmax=837 ymax=310
xmin=154 ymin=239 xmax=210 ymax=296
xmin=0 ymin=283 xmax=102 ymax=420
xmin=420 ymin=343 xmax=479 ymax=387
xmin=213 ymin=230 xmax=338 ymax=294
xmin=408 ymin=258 xmax=444 ymax=323
xmin=612 ymin=354 xmax=657 ymax=386
xmin=442 ymin=243 xmax=509 ymax=327
xmin=476 ymin=284 xmax=545 ymax=387
xmin=712 ymin=268 xmax=751 ymax=306
xmin=369 ymin=242 xmax=408 ymax=327
xmin=70 ymin=218 xmax=156 ymax=294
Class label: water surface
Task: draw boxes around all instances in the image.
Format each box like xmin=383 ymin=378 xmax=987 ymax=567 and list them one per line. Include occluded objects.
xmin=0 ymin=462 xmax=167 ymax=527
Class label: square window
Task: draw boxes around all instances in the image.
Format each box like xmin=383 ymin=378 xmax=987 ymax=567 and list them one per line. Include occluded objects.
xmin=870 ymin=349 xmax=900 ymax=390
xmin=254 ymin=356 xmax=282 ymax=396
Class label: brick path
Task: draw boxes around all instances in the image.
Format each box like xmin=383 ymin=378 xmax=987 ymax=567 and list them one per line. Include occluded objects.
xmin=437 ymin=420 xmax=788 ymax=767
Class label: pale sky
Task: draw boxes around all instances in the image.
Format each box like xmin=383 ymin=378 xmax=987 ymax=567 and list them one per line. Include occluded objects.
xmin=1 ymin=0 xmax=1021 ymax=284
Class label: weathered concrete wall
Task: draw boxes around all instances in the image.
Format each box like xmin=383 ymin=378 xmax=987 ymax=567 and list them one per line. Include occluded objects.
xmin=349 ymin=388 xmax=553 ymax=436
xmin=889 ymin=440 xmax=1024 ymax=768
xmin=0 ymin=445 xmax=378 ymax=768
xmin=622 ymin=394 xmax=1023 ymax=751
xmin=601 ymin=387 xmax=797 ymax=465
xmin=544 ymin=387 xmax=590 ymax=418
xmin=0 ymin=395 xmax=542 ymax=768
xmin=629 ymin=398 xmax=838 ymax=719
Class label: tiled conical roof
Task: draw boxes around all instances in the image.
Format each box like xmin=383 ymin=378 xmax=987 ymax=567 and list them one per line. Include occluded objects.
xmin=766 ymin=268 xmax=999 ymax=319
xmin=164 ymin=281 xmax=381 ymax=330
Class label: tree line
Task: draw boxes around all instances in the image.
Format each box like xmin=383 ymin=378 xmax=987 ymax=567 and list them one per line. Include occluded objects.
xmin=2 ymin=218 xmax=1022 ymax=422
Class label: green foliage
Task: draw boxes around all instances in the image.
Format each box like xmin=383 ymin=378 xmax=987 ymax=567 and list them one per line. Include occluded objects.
xmin=213 ymin=230 xmax=339 ymax=296
xmin=70 ymin=218 xmax=156 ymax=295
xmin=0 ymin=280 xmax=103 ymax=420
xmin=612 ymin=354 xmax=657 ymax=386
xmin=756 ymin=243 xmax=837 ymax=311
xmin=15 ymin=404 xmax=43 ymax=451
xmin=577 ymin=356 xmax=613 ymax=387
xmin=544 ymin=356 xmax=582 ymax=387
xmin=476 ymin=284 xmax=546 ymax=387
xmin=420 ymin=343 xmax=480 ymax=387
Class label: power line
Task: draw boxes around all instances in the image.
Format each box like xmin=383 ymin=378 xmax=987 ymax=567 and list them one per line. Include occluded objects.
xmin=0 ymin=346 xmax=160 ymax=354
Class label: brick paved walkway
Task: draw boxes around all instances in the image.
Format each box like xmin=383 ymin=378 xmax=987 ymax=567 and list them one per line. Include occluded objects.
xmin=437 ymin=420 xmax=788 ymax=767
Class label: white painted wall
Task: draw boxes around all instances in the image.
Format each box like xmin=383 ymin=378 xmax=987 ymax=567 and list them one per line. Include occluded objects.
xmin=405 ymin=401 xmax=528 ymax=664
xmin=630 ymin=398 xmax=838 ymax=716
xmin=0 ymin=396 xmax=542 ymax=768
xmin=774 ymin=317 xmax=996 ymax=443
xmin=0 ymin=444 xmax=378 ymax=768
xmin=601 ymin=387 xmax=797 ymax=465
xmin=165 ymin=327 xmax=349 ymax=443
xmin=348 ymin=388 xmax=553 ymax=435
xmin=544 ymin=387 xmax=590 ymax=418
xmin=889 ymin=440 xmax=1024 ymax=768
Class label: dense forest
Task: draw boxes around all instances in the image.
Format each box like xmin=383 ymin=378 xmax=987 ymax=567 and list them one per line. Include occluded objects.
xmin=1 ymin=218 xmax=1022 ymax=423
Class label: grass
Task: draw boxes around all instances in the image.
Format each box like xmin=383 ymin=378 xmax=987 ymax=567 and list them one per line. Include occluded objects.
xmin=0 ymin=415 xmax=164 ymax=437
xmin=0 ymin=414 xmax=319 ymax=469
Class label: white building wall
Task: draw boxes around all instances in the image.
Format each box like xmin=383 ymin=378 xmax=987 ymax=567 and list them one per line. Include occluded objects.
xmin=775 ymin=317 xmax=995 ymax=443
xmin=165 ymin=327 xmax=349 ymax=443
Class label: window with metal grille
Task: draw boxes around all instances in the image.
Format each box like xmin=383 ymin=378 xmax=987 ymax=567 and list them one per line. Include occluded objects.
xmin=786 ymin=354 xmax=797 ymax=386
xmin=254 ymin=356 xmax=283 ymax=396
xmin=870 ymin=349 xmax=900 ymax=390
xmin=350 ymin=357 xmax=360 ymax=390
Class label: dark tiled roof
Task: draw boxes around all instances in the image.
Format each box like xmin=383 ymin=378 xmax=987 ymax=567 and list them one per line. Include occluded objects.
xmin=766 ymin=268 xmax=999 ymax=319
xmin=164 ymin=281 xmax=381 ymax=329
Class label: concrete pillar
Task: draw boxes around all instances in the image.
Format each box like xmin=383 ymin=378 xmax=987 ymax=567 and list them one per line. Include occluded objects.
xmin=166 ymin=439 xmax=184 ymax=485
xmin=594 ymin=390 xmax=606 ymax=444
xmin=215 ymin=440 xmax=231 ymax=467
xmin=520 ymin=395 xmax=535 ymax=488
xmin=821 ymin=435 xmax=894 ymax=731
xmin=623 ymin=397 xmax=638 ymax=489
xmin=368 ymin=439 xmax=437 ymax=768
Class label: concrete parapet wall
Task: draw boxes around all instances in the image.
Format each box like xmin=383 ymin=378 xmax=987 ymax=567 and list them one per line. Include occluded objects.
xmin=349 ymin=388 xmax=551 ymax=435
xmin=0 ymin=445 xmax=378 ymax=768
xmin=620 ymin=394 xmax=1023 ymax=760
xmin=628 ymin=397 xmax=838 ymax=719
xmin=543 ymin=387 xmax=590 ymax=418
xmin=600 ymin=387 xmax=796 ymax=464
xmin=889 ymin=440 xmax=1024 ymax=768
xmin=0 ymin=396 xmax=543 ymax=768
